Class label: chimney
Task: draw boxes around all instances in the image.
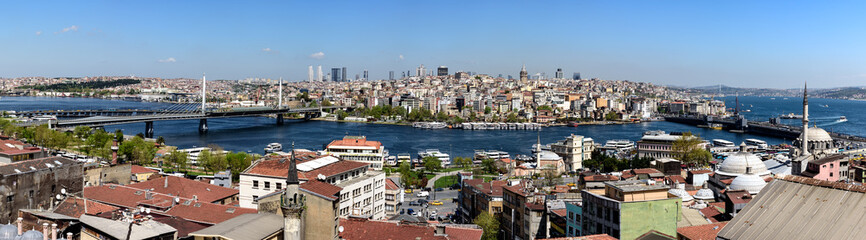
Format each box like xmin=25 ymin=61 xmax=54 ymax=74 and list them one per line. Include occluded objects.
xmin=41 ymin=223 xmax=48 ymax=240
xmin=145 ymin=190 xmax=153 ymax=200
xmin=434 ymin=225 xmax=447 ymax=236
xmin=51 ymin=224 xmax=57 ymax=240
xmin=164 ymin=177 xmax=168 ymax=188
xmin=16 ymin=217 xmax=22 ymax=236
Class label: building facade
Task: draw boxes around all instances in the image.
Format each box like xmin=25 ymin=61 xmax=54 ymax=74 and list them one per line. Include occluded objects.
xmin=550 ymin=134 xmax=594 ymax=172
xmin=581 ymin=180 xmax=681 ymax=240
xmin=0 ymin=157 xmax=83 ymax=222
xmin=324 ymin=136 xmax=386 ymax=170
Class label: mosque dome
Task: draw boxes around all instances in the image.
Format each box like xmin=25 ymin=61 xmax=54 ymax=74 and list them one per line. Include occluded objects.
xmin=693 ymin=188 xmax=715 ymax=200
xmin=18 ymin=230 xmax=43 ymax=240
xmin=668 ymin=187 xmax=694 ymax=202
xmin=0 ymin=224 xmax=17 ymax=240
xmin=799 ymin=126 xmax=833 ymax=142
xmin=537 ymin=151 xmax=561 ymax=161
xmin=716 ymin=151 xmax=771 ymax=177
xmin=729 ymin=170 xmax=768 ymax=194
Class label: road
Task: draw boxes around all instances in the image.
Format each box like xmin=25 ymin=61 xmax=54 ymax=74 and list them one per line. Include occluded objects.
xmin=402 ymin=188 xmax=459 ymax=221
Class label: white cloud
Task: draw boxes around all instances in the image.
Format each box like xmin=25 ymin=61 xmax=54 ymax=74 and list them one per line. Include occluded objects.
xmin=399 ymin=54 xmax=404 ymax=60
xmin=262 ymin=48 xmax=272 ymax=52
xmin=262 ymin=48 xmax=279 ymax=54
xmin=35 ymin=31 xmax=42 ymax=36
xmin=158 ymin=57 xmax=177 ymax=63
xmin=59 ymin=25 xmax=78 ymax=33
xmin=309 ymin=51 xmax=325 ymax=59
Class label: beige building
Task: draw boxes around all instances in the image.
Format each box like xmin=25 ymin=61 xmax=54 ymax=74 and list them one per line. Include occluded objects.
xmin=551 ymin=134 xmax=594 ymax=171
xmin=325 ymin=136 xmax=386 ymax=170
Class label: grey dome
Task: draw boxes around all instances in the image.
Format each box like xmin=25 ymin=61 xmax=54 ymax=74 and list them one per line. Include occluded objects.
xmin=18 ymin=230 xmax=42 ymax=240
xmin=800 ymin=126 xmax=833 ymax=142
xmin=729 ymin=173 xmax=767 ymax=194
xmin=537 ymin=151 xmax=561 ymax=161
xmin=0 ymin=224 xmax=17 ymax=240
xmin=694 ymin=188 xmax=714 ymax=200
xmin=668 ymin=188 xmax=694 ymax=202
xmin=716 ymin=151 xmax=771 ymax=177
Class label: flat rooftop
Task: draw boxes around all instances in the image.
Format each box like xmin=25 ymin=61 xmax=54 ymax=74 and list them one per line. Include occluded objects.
xmin=605 ymin=179 xmax=669 ymax=193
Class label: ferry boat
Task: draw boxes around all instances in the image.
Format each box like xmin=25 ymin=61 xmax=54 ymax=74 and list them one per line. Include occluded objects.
xmin=418 ymin=149 xmax=451 ymax=165
xmin=780 ymin=113 xmax=803 ymax=119
xmin=264 ymin=143 xmax=282 ymax=153
xmin=604 ymin=140 xmax=635 ymax=150
xmin=474 ymin=150 xmax=511 ymax=161
xmin=745 ymin=139 xmax=769 ymax=149
xmin=709 ymin=123 xmax=723 ymax=130
xmin=712 ymin=139 xmax=735 ymax=148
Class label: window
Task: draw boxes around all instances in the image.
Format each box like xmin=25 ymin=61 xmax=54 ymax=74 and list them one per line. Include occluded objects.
xmin=6 ymin=195 xmax=13 ymax=203
xmin=252 ymin=195 xmax=259 ymax=203
xmin=253 ymin=180 xmax=259 ymax=188
xmin=276 ymin=183 xmax=282 ymax=189
xmin=264 ymin=181 xmax=271 ymax=190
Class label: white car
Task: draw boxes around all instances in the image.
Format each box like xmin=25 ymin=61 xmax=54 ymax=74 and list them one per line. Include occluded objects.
xmin=416 ymin=191 xmax=429 ymax=197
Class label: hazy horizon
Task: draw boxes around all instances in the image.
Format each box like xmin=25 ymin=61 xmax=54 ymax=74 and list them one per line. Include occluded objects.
xmin=2 ymin=1 xmax=865 ymax=88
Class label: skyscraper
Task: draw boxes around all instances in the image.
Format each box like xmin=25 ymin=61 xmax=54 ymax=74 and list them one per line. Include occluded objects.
xmin=573 ymin=72 xmax=581 ymax=80
xmin=341 ymin=67 xmax=347 ymax=82
xmin=416 ymin=64 xmax=426 ymax=77
xmin=308 ymin=66 xmax=314 ymax=82
xmin=555 ymin=68 xmax=563 ymax=79
xmin=389 ymin=71 xmax=394 ymax=80
xmin=437 ymin=66 xmax=448 ymax=76
xmin=331 ymin=68 xmax=341 ymax=82
xmin=317 ymin=66 xmax=323 ymax=81
xmin=363 ymin=69 xmax=368 ymax=80
xmin=519 ymin=64 xmax=528 ymax=81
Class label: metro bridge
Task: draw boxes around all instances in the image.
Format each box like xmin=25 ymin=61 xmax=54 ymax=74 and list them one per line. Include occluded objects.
xmin=17 ymin=105 xmax=351 ymax=138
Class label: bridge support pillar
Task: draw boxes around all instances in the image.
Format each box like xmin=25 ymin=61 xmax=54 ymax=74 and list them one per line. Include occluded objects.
xmin=199 ymin=119 xmax=208 ymax=134
xmin=276 ymin=114 xmax=284 ymax=125
xmin=145 ymin=121 xmax=154 ymax=139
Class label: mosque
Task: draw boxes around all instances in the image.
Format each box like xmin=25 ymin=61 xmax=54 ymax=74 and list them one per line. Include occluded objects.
xmin=792 ymin=83 xmax=840 ymax=176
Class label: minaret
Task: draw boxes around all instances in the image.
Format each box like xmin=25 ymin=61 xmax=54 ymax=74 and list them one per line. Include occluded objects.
xmin=535 ymin=130 xmax=541 ymax=162
xmin=801 ymin=82 xmax=810 ymax=156
xmin=282 ymin=142 xmax=305 ymax=240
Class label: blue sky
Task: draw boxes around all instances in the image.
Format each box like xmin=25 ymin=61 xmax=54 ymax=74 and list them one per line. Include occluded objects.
xmin=1 ymin=1 xmax=865 ymax=88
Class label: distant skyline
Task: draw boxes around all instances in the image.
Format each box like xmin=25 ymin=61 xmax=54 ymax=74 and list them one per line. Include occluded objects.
xmin=2 ymin=1 xmax=865 ymax=88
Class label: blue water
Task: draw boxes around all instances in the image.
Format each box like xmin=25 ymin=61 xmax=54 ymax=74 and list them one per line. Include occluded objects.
xmin=2 ymin=96 xmax=863 ymax=158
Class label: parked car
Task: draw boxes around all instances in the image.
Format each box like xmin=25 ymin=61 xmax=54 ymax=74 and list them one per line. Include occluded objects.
xmin=431 ymin=200 xmax=443 ymax=206
xmin=417 ymin=199 xmax=429 ymax=205
xmin=423 ymin=187 xmax=432 ymax=192
xmin=435 ymin=188 xmax=444 ymax=192
xmin=405 ymin=189 xmax=413 ymax=193
xmin=449 ymin=184 xmax=460 ymax=190
xmin=407 ymin=208 xmax=415 ymax=215
xmin=416 ymin=191 xmax=430 ymax=197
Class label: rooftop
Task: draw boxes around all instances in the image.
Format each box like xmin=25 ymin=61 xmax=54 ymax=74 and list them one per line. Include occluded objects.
xmin=79 ymin=215 xmax=176 ymax=240
xmin=326 ymin=136 xmax=382 ymax=149
xmin=0 ymin=156 xmax=79 ymax=176
xmin=677 ymin=222 xmax=728 ymax=240
xmin=605 ymin=179 xmax=669 ymax=193
xmin=127 ymin=175 xmax=238 ymax=203
xmin=189 ymin=213 xmax=283 ymax=240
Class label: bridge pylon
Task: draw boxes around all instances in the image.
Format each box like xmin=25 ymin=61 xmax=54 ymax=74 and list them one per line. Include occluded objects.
xmin=145 ymin=121 xmax=154 ymax=138
xmin=199 ymin=119 xmax=208 ymax=133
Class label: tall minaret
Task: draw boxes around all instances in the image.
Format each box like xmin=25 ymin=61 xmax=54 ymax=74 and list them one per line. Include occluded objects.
xmin=535 ymin=130 xmax=541 ymax=162
xmin=282 ymin=142 xmax=305 ymax=240
xmin=801 ymin=82 xmax=810 ymax=156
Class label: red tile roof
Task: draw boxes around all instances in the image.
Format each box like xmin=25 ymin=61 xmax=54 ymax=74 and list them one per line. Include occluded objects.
xmin=689 ymin=170 xmax=713 ymax=174
xmin=677 ymin=222 xmax=728 ymax=240
xmin=699 ymin=206 xmax=724 ymax=223
xmin=53 ymin=197 xmax=120 ymax=218
xmin=632 ymin=168 xmax=663 ymax=174
xmin=551 ymin=209 xmax=568 ymax=217
xmin=582 ymin=174 xmax=620 ymax=182
xmin=725 ymin=190 xmax=753 ymax=205
xmin=131 ymin=165 xmax=158 ymax=174
xmin=127 ymin=176 xmax=238 ymax=203
xmin=338 ymin=218 xmax=448 ymax=240
xmin=385 ymin=178 xmax=400 ymax=190
xmin=244 ymin=154 xmax=369 ymax=181
xmin=83 ymin=184 xmax=257 ymax=225
xmin=444 ymin=226 xmax=483 ymax=240
xmin=300 ymin=180 xmax=342 ymax=201
xmin=326 ymin=136 xmax=382 ymax=149
xmin=665 ymin=175 xmax=687 ymax=184
xmin=305 ymin=160 xmax=370 ymax=179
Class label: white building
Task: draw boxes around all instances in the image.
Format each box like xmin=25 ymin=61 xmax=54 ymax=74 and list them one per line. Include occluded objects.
xmin=550 ymin=134 xmax=594 ymax=172
xmin=239 ymin=152 xmax=387 ymax=219
xmin=325 ymin=136 xmax=386 ymax=170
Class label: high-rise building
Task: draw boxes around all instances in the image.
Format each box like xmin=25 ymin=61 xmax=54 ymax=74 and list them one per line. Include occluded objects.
xmin=389 ymin=71 xmax=394 ymax=80
xmin=573 ymin=72 xmax=581 ymax=80
xmin=416 ymin=64 xmax=426 ymax=77
xmin=363 ymin=70 xmax=368 ymax=80
xmin=341 ymin=67 xmax=347 ymax=82
xmin=317 ymin=66 xmax=323 ymax=81
xmin=437 ymin=66 xmax=448 ymax=76
xmin=331 ymin=68 xmax=341 ymax=82
xmin=355 ymin=74 xmax=360 ymax=81
xmin=519 ymin=64 xmax=528 ymax=81
xmin=555 ymin=68 xmax=564 ymax=79
xmin=308 ymin=66 xmax=314 ymax=82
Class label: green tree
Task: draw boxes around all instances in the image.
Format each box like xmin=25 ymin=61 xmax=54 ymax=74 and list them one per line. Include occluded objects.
xmin=481 ymin=158 xmax=499 ymax=174
xmin=484 ymin=106 xmax=492 ymax=114
xmin=539 ymin=168 xmax=562 ymax=186
xmin=605 ymin=111 xmax=620 ymax=121
xmin=164 ymin=150 xmax=189 ymax=173
xmin=114 ymin=129 xmax=124 ymax=142
xmin=423 ymin=156 xmax=442 ymax=173
xmin=506 ymin=113 xmax=519 ymax=123
xmin=73 ymin=126 xmax=92 ymax=139
xmin=672 ymin=132 xmax=712 ymax=166
xmin=156 ymin=136 xmax=165 ymax=145
xmin=455 ymin=157 xmax=473 ymax=169
xmin=226 ymin=151 xmax=254 ymax=177
xmin=537 ymin=105 xmax=553 ymax=111
xmin=119 ymin=137 xmax=156 ymax=165
xmin=435 ymin=112 xmax=449 ymax=122
xmin=198 ymin=150 xmax=214 ymax=172
xmin=322 ymin=99 xmax=333 ymax=107
xmin=474 ymin=211 xmax=500 ymax=240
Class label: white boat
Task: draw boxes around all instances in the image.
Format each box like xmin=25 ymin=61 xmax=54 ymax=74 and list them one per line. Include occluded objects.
xmin=839 ymin=116 xmax=847 ymax=122
xmin=712 ymin=139 xmax=735 ymax=148
xmin=264 ymin=143 xmax=282 ymax=153
xmin=745 ymin=139 xmax=768 ymax=149
xmin=418 ymin=149 xmax=450 ymax=166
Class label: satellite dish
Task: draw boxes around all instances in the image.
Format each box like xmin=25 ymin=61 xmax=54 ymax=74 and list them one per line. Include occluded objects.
xmin=174 ymin=197 xmax=180 ymax=203
xmin=339 ymin=226 xmax=344 ymax=233
xmin=61 ymin=188 xmax=67 ymax=194
xmin=139 ymin=206 xmax=145 ymax=212
xmin=55 ymin=194 xmax=62 ymax=200
xmin=146 ymin=208 xmax=151 ymax=214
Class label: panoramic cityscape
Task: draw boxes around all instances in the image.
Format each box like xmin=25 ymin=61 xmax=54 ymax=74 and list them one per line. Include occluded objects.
xmin=2 ymin=1 xmax=866 ymax=240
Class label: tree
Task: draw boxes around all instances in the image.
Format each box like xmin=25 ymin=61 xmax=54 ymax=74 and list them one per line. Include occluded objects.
xmin=226 ymin=151 xmax=254 ymax=177
xmin=484 ymin=106 xmax=492 ymax=114
xmin=156 ymin=136 xmax=165 ymax=145
xmin=322 ymin=99 xmax=333 ymax=107
xmin=114 ymin=129 xmax=124 ymax=142
xmin=672 ymin=132 xmax=712 ymax=166
xmin=481 ymin=158 xmax=499 ymax=174
xmin=474 ymin=211 xmax=499 ymax=240
xmin=198 ymin=150 xmax=214 ymax=172
xmin=423 ymin=156 xmax=442 ymax=173
xmin=119 ymin=136 xmax=156 ymax=165
xmin=539 ymin=168 xmax=562 ymax=186
xmin=73 ymin=126 xmax=92 ymax=139
xmin=605 ymin=111 xmax=620 ymax=121
xmin=454 ymin=157 xmax=473 ymax=169
xmin=506 ymin=113 xmax=519 ymax=123
xmin=537 ymin=105 xmax=553 ymax=111
xmin=165 ymin=150 xmax=189 ymax=173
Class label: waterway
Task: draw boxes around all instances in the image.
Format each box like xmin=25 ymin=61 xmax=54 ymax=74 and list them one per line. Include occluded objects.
xmin=1 ymin=96 xmax=863 ymax=158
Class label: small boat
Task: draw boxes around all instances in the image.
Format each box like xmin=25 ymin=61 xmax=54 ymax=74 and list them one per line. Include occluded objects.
xmin=567 ymin=122 xmax=579 ymax=127
xmin=264 ymin=143 xmax=282 ymax=153
xmin=839 ymin=116 xmax=847 ymax=122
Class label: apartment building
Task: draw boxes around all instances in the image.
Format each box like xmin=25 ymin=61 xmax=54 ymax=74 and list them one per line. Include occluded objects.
xmin=325 ymin=136 xmax=386 ymax=170
xmin=550 ymin=134 xmax=594 ymax=172
xmin=581 ymin=180 xmax=681 ymax=240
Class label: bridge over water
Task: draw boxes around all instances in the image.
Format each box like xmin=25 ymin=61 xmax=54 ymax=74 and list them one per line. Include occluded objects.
xmin=663 ymin=114 xmax=866 ymax=143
